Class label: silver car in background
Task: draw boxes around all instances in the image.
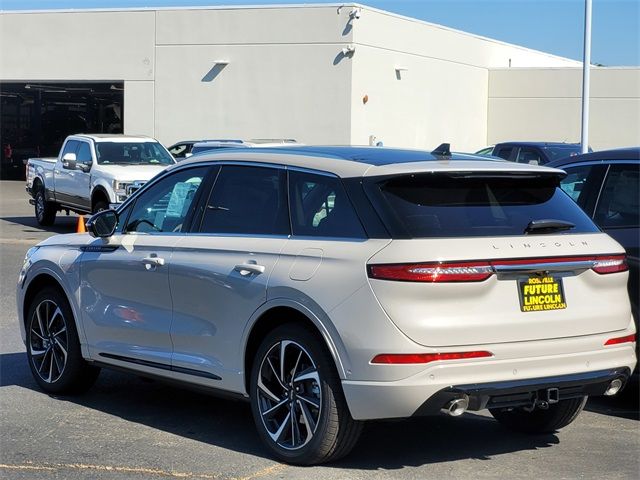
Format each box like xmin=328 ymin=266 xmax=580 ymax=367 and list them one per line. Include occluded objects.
xmin=17 ymin=146 xmax=636 ymax=464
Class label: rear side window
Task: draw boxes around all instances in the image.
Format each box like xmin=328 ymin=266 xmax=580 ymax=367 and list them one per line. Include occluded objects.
xmin=365 ymin=173 xmax=599 ymax=238
xmin=289 ymin=171 xmax=365 ymax=238
xmin=199 ymin=166 xmax=289 ymax=235
xmin=594 ymin=164 xmax=639 ymax=228
xmin=494 ymin=147 xmax=514 ymax=160
xmin=516 ymin=148 xmax=543 ymax=165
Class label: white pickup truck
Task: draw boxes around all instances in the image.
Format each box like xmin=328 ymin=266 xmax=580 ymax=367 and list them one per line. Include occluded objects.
xmin=26 ymin=134 xmax=176 ymax=225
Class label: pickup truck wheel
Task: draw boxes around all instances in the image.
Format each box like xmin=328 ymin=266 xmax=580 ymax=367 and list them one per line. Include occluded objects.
xmin=250 ymin=324 xmax=362 ymax=465
xmin=490 ymin=396 xmax=588 ymax=434
xmin=92 ymin=200 xmax=109 ymax=214
xmin=26 ymin=287 xmax=100 ymax=394
xmin=35 ymin=188 xmax=57 ymax=226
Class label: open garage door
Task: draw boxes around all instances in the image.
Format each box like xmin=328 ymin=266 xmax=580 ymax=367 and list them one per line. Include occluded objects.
xmin=0 ymin=81 xmax=123 ymax=179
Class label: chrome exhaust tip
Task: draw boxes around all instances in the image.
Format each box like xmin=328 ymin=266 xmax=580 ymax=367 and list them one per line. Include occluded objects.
xmin=441 ymin=395 xmax=469 ymax=417
xmin=604 ymin=378 xmax=623 ymax=396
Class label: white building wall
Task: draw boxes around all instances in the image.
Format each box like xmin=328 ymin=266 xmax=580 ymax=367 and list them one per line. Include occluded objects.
xmin=347 ymin=6 xmax=579 ymax=151
xmin=153 ymin=6 xmax=354 ymax=145
xmin=488 ymin=68 xmax=640 ymax=150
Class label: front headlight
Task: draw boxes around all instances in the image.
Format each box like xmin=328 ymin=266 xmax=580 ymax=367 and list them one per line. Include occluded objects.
xmin=18 ymin=246 xmax=39 ymax=285
xmin=23 ymin=246 xmax=39 ymax=264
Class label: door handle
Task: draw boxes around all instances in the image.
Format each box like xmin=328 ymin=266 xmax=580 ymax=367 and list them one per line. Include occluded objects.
xmin=234 ymin=263 xmax=265 ymax=276
xmin=142 ymin=256 xmax=165 ymax=269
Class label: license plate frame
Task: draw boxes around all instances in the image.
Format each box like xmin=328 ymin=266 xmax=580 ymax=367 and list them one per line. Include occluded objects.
xmin=518 ymin=275 xmax=567 ymax=312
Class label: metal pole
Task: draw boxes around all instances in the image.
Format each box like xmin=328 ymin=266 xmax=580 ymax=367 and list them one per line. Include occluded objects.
xmin=580 ymin=0 xmax=592 ymax=154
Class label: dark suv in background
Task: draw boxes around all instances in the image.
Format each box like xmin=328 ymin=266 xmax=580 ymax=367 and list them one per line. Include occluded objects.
xmin=488 ymin=142 xmax=586 ymax=165
xmin=548 ymin=147 xmax=639 ymax=364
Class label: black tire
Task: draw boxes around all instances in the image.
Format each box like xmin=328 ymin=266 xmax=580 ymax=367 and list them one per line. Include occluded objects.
xmin=490 ymin=396 xmax=588 ymax=434
xmin=92 ymin=199 xmax=109 ymax=214
xmin=25 ymin=287 xmax=100 ymax=394
xmin=250 ymin=323 xmax=362 ymax=465
xmin=34 ymin=187 xmax=57 ymax=226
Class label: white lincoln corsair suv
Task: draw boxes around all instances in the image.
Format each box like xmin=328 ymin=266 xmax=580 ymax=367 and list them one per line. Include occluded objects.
xmin=17 ymin=146 xmax=636 ymax=464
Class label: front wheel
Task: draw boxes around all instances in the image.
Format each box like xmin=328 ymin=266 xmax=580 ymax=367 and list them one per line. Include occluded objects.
xmin=92 ymin=200 xmax=109 ymax=214
xmin=26 ymin=287 xmax=100 ymax=394
xmin=250 ymin=324 xmax=362 ymax=465
xmin=490 ymin=396 xmax=588 ymax=434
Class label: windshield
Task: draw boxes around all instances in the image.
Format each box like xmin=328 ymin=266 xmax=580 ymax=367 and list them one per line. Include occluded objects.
xmin=364 ymin=173 xmax=599 ymax=238
xmin=543 ymin=145 xmax=582 ymax=161
xmin=95 ymin=142 xmax=175 ymax=165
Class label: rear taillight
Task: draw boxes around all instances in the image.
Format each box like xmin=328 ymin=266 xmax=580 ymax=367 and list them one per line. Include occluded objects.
xmin=371 ymin=351 xmax=493 ymax=364
xmin=591 ymin=255 xmax=628 ymax=274
xmin=368 ymin=262 xmax=493 ymax=283
xmin=604 ymin=334 xmax=636 ymax=346
xmin=368 ymin=254 xmax=628 ymax=282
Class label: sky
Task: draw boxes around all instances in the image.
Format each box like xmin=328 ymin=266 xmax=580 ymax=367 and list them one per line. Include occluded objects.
xmin=1 ymin=0 xmax=638 ymax=66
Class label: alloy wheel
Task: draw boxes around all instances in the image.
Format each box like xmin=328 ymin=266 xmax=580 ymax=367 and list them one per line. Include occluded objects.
xmin=29 ymin=299 xmax=69 ymax=384
xmin=256 ymin=340 xmax=322 ymax=450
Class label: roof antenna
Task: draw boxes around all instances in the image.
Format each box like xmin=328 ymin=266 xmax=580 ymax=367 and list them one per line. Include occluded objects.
xmin=431 ymin=143 xmax=451 ymax=156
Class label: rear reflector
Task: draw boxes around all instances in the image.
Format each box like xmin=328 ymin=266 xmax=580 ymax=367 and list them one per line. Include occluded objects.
xmin=371 ymin=351 xmax=493 ymax=364
xmin=604 ymin=334 xmax=636 ymax=346
xmin=368 ymin=254 xmax=628 ymax=282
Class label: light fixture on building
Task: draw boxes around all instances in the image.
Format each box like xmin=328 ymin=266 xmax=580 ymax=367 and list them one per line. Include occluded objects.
xmin=395 ymin=66 xmax=408 ymax=79
xmin=341 ymin=45 xmax=356 ymax=56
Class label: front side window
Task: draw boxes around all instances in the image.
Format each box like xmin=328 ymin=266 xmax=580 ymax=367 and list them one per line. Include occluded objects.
xmin=594 ymin=164 xmax=639 ymax=228
xmin=61 ymin=140 xmax=79 ymax=157
xmin=199 ymin=166 xmax=289 ymax=235
xmin=124 ymin=167 xmax=209 ymax=233
xmin=75 ymin=142 xmax=93 ymax=167
xmin=289 ymin=171 xmax=365 ymax=238
xmin=169 ymin=143 xmax=189 ymax=158
xmin=516 ymin=148 xmax=543 ymax=165
xmin=95 ymin=141 xmax=175 ymax=165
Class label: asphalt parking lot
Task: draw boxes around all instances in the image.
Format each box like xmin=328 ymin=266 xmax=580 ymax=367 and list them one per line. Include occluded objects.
xmin=0 ymin=179 xmax=638 ymax=479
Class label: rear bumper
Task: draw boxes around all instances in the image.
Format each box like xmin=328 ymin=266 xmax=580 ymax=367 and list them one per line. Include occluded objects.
xmin=341 ymin=342 xmax=636 ymax=420
xmin=413 ymin=367 xmax=630 ymax=416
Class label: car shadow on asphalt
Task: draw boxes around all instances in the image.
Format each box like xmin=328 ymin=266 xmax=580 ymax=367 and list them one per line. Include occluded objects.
xmin=0 ymin=216 xmax=78 ymax=235
xmin=0 ymin=350 xmax=637 ymax=469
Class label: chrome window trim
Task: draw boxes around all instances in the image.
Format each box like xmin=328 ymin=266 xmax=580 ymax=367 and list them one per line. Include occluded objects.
xmin=592 ymin=164 xmax=611 ymax=219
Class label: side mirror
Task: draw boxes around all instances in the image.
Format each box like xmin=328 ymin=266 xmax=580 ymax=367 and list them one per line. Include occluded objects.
xmin=78 ymin=161 xmax=92 ymax=173
xmin=86 ymin=209 xmax=119 ymax=238
xmin=62 ymin=152 xmax=77 ymax=170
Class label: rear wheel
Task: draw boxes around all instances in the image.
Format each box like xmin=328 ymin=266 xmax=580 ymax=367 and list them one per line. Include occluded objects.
xmin=490 ymin=396 xmax=588 ymax=434
xmin=34 ymin=187 xmax=56 ymax=226
xmin=26 ymin=287 xmax=100 ymax=394
xmin=250 ymin=324 xmax=362 ymax=465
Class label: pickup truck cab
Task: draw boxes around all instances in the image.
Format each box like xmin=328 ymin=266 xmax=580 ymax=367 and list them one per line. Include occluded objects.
xmin=26 ymin=134 xmax=175 ymax=225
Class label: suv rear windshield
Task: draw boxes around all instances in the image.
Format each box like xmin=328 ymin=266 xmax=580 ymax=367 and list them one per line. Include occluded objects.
xmin=364 ymin=173 xmax=599 ymax=238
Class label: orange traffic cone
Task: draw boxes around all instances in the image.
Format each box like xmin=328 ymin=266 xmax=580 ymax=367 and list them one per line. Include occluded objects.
xmin=76 ymin=215 xmax=86 ymax=233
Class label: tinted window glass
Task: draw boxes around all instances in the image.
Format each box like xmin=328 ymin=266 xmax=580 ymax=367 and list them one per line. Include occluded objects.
xmin=289 ymin=171 xmax=365 ymax=238
xmin=124 ymin=167 xmax=208 ymax=233
xmin=495 ymin=147 xmax=514 ymax=160
xmin=543 ymin=145 xmax=582 ymax=162
xmin=366 ymin=173 xmax=599 ymax=238
xmin=200 ymin=166 xmax=288 ymax=235
xmin=516 ymin=148 xmax=543 ymax=165
xmin=594 ymin=164 xmax=639 ymax=228
xmin=559 ymin=165 xmax=595 ymax=205
xmin=76 ymin=142 xmax=92 ymax=165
